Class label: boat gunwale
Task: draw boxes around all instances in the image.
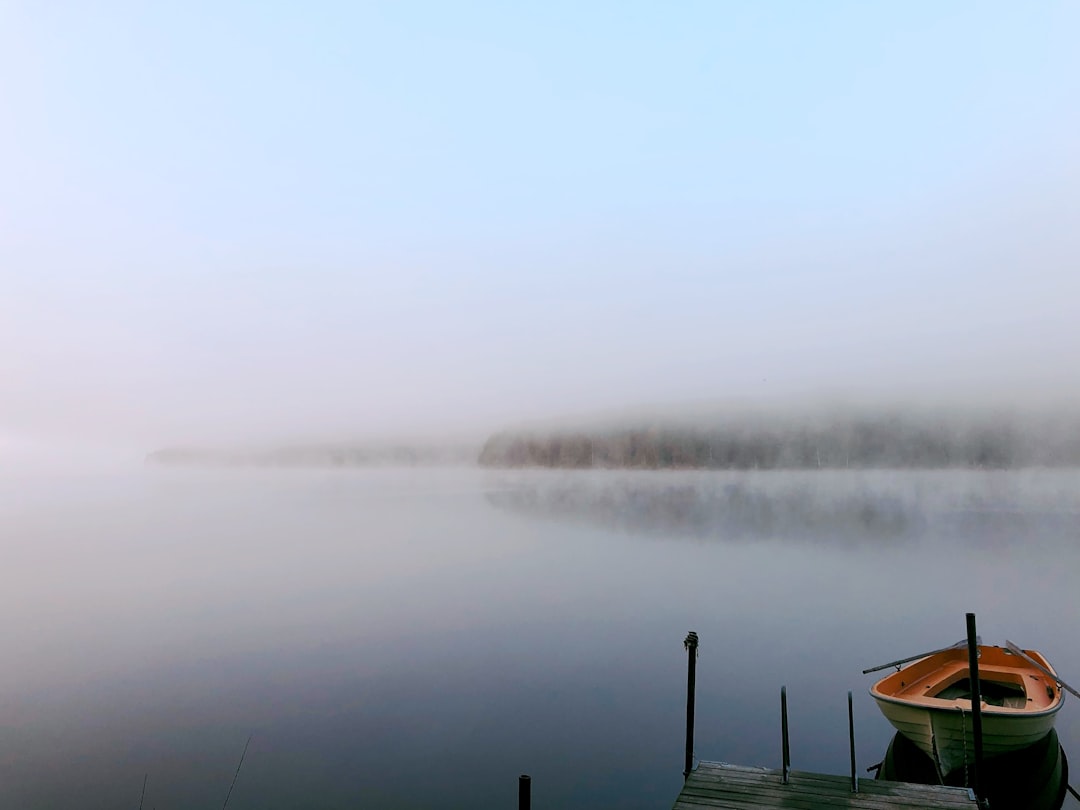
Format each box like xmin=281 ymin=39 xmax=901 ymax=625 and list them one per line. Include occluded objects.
xmin=868 ymin=645 xmax=1065 ymax=718
xmin=869 ymin=690 xmax=1065 ymax=719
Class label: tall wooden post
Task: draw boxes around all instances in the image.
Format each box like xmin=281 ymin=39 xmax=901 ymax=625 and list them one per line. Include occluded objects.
xmin=518 ymin=774 xmax=531 ymax=810
xmin=781 ymin=686 xmax=791 ymax=784
xmin=683 ymin=631 xmax=698 ymax=781
xmin=847 ymin=691 xmax=858 ymax=793
xmin=966 ymin=613 xmax=986 ymax=807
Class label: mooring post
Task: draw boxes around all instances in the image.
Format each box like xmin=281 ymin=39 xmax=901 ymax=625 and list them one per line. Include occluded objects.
xmin=780 ymin=685 xmax=791 ymax=784
xmin=518 ymin=774 xmax=531 ymax=810
xmin=966 ymin=613 xmax=987 ymax=808
xmin=847 ymin=690 xmax=858 ymax=793
xmin=683 ymin=631 xmax=698 ymax=781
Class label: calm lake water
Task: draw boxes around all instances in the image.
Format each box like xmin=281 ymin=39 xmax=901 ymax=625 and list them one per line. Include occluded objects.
xmin=2 ymin=466 xmax=1078 ymax=809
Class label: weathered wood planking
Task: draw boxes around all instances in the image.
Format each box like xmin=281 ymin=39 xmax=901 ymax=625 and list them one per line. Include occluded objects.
xmin=673 ymin=762 xmax=977 ymax=809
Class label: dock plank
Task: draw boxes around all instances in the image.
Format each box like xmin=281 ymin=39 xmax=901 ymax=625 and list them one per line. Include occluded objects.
xmin=673 ymin=762 xmax=977 ymax=809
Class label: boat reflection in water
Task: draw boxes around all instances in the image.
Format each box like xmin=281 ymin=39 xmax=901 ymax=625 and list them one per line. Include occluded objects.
xmin=876 ymin=727 xmax=1068 ymax=810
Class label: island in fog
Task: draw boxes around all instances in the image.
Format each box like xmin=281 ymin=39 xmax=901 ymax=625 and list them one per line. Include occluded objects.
xmin=478 ymin=409 xmax=1080 ymax=470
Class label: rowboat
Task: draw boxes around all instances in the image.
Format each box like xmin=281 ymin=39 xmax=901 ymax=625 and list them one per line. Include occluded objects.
xmin=869 ymin=644 xmax=1065 ymax=777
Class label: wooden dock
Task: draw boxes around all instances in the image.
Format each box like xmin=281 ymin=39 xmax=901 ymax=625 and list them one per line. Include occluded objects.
xmin=673 ymin=762 xmax=978 ymax=809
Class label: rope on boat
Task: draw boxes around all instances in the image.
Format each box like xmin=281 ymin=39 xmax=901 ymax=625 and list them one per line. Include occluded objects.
xmin=683 ymin=631 xmax=698 ymax=657
xmin=959 ymin=705 xmax=969 ymax=789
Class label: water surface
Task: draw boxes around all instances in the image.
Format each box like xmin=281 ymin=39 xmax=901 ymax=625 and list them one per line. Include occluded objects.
xmin=2 ymin=467 xmax=1078 ymax=808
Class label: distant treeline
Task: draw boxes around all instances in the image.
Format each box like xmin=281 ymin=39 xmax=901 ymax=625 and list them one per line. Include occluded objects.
xmin=478 ymin=415 xmax=1080 ymax=469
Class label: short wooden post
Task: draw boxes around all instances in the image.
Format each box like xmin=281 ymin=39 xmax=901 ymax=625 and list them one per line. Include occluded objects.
xmin=966 ymin=613 xmax=987 ymax=807
xmin=518 ymin=774 xmax=531 ymax=810
xmin=781 ymin=686 xmax=791 ymax=784
xmin=683 ymin=631 xmax=698 ymax=780
xmin=848 ymin=691 xmax=858 ymax=793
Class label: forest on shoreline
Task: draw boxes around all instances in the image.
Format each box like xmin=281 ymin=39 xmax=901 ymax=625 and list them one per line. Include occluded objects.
xmin=478 ymin=413 xmax=1080 ymax=470
xmin=144 ymin=412 xmax=1080 ymax=471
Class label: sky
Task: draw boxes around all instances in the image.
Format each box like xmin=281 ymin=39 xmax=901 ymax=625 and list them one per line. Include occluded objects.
xmin=2 ymin=2 xmax=1079 ymax=448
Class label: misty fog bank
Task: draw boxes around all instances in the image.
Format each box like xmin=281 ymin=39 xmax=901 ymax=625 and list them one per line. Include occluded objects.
xmin=479 ymin=410 xmax=1080 ymax=470
xmin=146 ymin=441 xmax=479 ymax=468
xmin=0 ymin=433 xmax=144 ymax=475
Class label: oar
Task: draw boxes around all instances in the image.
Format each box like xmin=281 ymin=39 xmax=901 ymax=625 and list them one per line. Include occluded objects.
xmin=1004 ymin=640 xmax=1080 ymax=700
xmin=862 ymin=638 xmax=976 ymax=675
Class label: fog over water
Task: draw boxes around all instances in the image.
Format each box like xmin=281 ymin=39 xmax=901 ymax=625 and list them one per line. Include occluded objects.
xmin=3 ymin=5 xmax=1080 ymax=450
xmin=3 ymin=2 xmax=1080 ymax=808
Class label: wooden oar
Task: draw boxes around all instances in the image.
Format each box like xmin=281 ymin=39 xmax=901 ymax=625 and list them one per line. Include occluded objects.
xmin=1004 ymin=640 xmax=1080 ymax=699
xmin=862 ymin=638 xmax=975 ymax=675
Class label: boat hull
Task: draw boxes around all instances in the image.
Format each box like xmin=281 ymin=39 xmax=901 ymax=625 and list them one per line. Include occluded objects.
xmin=873 ymin=695 xmax=1059 ymax=776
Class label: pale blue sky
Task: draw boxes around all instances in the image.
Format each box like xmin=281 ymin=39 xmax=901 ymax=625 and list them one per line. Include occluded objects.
xmin=2 ymin=2 xmax=1079 ymax=445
